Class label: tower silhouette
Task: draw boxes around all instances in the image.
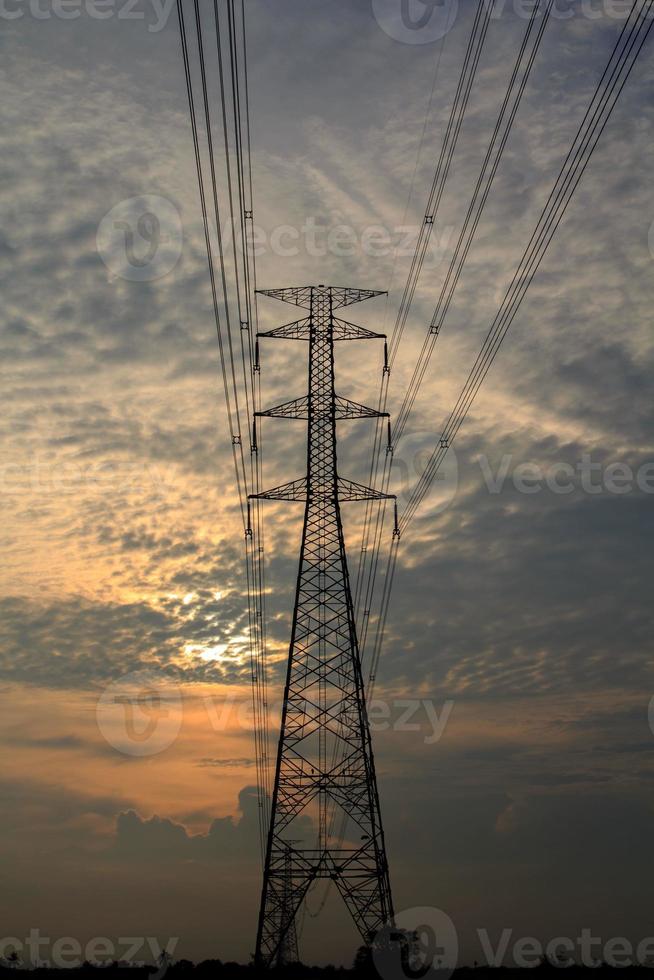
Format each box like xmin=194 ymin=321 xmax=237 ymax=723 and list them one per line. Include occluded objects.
xmin=251 ymin=285 xmax=395 ymax=966
xmin=277 ymin=843 xmax=299 ymax=966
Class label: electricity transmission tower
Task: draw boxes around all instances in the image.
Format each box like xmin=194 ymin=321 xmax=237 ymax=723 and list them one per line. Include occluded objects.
xmin=251 ymin=285 xmax=396 ymax=967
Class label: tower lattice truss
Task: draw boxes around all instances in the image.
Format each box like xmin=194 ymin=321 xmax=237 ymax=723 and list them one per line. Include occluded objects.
xmin=252 ymin=286 xmax=395 ymax=966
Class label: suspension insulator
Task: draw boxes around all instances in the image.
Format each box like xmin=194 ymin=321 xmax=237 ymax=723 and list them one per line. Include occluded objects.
xmin=386 ymin=419 xmax=393 ymax=455
xmin=383 ymin=341 xmax=390 ymax=375
xmin=254 ymin=340 xmax=260 ymax=372
xmin=251 ymin=417 xmax=258 ymax=454
xmin=393 ymin=501 xmax=400 ymax=539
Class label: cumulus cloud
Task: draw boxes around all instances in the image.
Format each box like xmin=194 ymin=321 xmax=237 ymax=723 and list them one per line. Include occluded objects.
xmin=112 ymin=786 xmax=266 ymax=861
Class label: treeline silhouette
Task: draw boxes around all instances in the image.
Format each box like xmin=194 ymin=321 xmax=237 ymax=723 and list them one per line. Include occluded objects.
xmin=2 ymin=959 xmax=654 ymax=980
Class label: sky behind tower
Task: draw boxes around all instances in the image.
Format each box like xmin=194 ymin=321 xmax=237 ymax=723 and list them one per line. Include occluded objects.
xmin=1 ymin=0 xmax=654 ymax=967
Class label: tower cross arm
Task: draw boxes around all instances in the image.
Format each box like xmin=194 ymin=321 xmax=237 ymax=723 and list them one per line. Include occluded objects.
xmin=256 ymin=285 xmax=386 ymax=311
xmin=257 ymin=395 xmax=387 ymax=421
xmin=250 ymin=478 xmax=394 ymax=503
xmin=334 ymin=396 xmax=389 ymax=420
xmin=257 ymin=317 xmax=385 ymax=342
xmin=338 ymin=478 xmax=395 ymax=502
xmin=257 ymin=397 xmax=310 ymax=420
xmin=249 ymin=478 xmax=308 ymax=502
xmin=258 ymin=317 xmax=312 ymax=340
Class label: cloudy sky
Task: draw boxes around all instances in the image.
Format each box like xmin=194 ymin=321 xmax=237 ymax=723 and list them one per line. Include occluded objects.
xmin=1 ymin=0 xmax=654 ymax=968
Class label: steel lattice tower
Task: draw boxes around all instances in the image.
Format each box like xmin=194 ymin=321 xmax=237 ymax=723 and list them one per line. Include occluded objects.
xmin=251 ymin=285 xmax=395 ymax=967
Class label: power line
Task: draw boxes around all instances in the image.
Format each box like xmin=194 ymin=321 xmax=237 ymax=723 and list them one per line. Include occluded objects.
xmin=220 ymin=0 xmax=272 ymax=839
xmin=175 ymin=0 xmax=248 ymax=523
xmin=356 ymin=0 xmax=551 ymax=665
xmin=400 ymin=0 xmax=654 ymax=533
xmin=362 ymin=1 xmax=654 ymax=677
xmin=354 ymin=0 xmax=496 ymax=638
xmin=389 ymin=0 xmax=496 ymax=364
xmin=393 ymin=0 xmax=554 ymax=449
xmin=175 ymin=0 xmax=270 ymax=861
xmin=380 ymin=23 xmax=449 ymax=336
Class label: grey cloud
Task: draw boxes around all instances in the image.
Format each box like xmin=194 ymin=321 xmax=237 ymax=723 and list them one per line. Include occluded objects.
xmin=111 ymin=786 xmax=309 ymax=863
xmin=0 ymin=593 xmax=254 ymax=687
